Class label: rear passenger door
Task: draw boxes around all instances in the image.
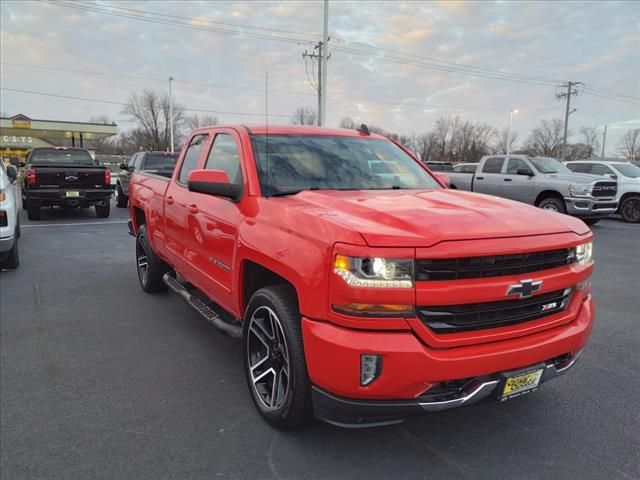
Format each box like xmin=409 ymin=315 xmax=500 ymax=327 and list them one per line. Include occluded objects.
xmin=474 ymin=157 xmax=505 ymax=196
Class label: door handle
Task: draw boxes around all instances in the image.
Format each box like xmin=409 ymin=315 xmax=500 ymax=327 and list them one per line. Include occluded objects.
xmin=188 ymin=204 xmax=199 ymax=214
xmin=504 ymin=178 xmax=512 ymax=182
xmin=166 ymin=196 xmax=175 ymax=205
xmin=476 ymin=176 xmax=484 ymax=180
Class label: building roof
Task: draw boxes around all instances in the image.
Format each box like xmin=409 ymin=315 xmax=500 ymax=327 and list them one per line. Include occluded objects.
xmin=0 ymin=114 xmax=118 ymax=140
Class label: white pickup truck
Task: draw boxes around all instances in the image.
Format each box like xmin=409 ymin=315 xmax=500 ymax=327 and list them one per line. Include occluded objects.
xmin=448 ymin=154 xmax=618 ymax=225
xmin=0 ymin=162 xmax=20 ymax=269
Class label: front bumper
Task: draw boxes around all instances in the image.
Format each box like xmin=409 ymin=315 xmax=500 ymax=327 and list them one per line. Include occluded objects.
xmin=26 ymin=189 xmax=113 ymax=207
xmin=564 ymin=196 xmax=618 ymax=217
xmin=0 ymin=234 xmax=15 ymax=255
xmin=304 ymin=295 xmax=594 ymax=427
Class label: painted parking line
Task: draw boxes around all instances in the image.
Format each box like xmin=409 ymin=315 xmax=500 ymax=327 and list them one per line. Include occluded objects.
xmin=22 ymin=221 xmax=129 ymax=228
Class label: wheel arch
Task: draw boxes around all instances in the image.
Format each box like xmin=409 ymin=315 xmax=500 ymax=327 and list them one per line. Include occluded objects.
xmin=241 ymin=260 xmax=300 ymax=316
xmin=535 ymin=190 xmax=564 ymax=206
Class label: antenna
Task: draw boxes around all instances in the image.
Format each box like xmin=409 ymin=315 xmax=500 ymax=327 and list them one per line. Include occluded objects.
xmin=265 ymin=71 xmax=271 ymax=197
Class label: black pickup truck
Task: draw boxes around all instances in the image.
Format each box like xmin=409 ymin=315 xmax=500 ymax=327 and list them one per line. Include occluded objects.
xmin=22 ymin=147 xmax=114 ymax=220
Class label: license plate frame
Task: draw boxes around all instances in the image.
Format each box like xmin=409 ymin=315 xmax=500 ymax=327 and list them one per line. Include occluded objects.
xmin=65 ymin=191 xmax=80 ymax=198
xmin=500 ymin=368 xmax=544 ymax=402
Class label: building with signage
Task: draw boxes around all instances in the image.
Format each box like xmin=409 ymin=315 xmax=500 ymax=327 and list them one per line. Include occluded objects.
xmin=0 ymin=114 xmax=118 ymax=163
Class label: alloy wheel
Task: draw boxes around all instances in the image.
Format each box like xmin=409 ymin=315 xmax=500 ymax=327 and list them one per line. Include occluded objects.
xmin=622 ymin=198 xmax=640 ymax=223
xmin=136 ymin=236 xmax=149 ymax=286
xmin=246 ymin=306 xmax=291 ymax=411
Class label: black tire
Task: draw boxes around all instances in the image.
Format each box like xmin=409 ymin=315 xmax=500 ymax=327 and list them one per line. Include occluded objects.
xmin=26 ymin=200 xmax=41 ymax=221
xmin=15 ymin=218 xmax=21 ymax=239
xmin=243 ymin=285 xmax=313 ymax=430
xmin=620 ymin=195 xmax=640 ymax=223
xmin=21 ymin=195 xmax=27 ymax=210
xmin=115 ymin=183 xmax=128 ymax=208
xmin=583 ymin=218 xmax=600 ymax=226
xmin=537 ymin=196 xmax=567 ymax=214
xmin=135 ymin=224 xmax=169 ymax=293
xmin=95 ymin=202 xmax=111 ymax=218
xmin=1 ymin=239 xmax=19 ymax=270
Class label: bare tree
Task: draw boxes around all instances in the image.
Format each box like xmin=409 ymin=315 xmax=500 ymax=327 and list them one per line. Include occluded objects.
xmin=579 ymin=126 xmax=600 ymax=158
xmin=291 ymin=107 xmax=318 ymax=126
xmin=339 ymin=117 xmax=358 ymax=129
xmin=123 ymin=89 xmax=185 ymax=151
xmin=618 ymin=128 xmax=640 ymax=161
xmin=495 ymin=127 xmax=518 ymax=154
xmin=187 ymin=114 xmax=219 ymax=130
xmin=524 ymin=119 xmax=566 ymax=157
xmin=415 ymin=132 xmax=438 ymax=162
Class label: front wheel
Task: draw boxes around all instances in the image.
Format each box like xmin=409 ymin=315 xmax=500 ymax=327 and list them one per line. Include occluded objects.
xmin=26 ymin=200 xmax=41 ymax=220
xmin=537 ymin=196 xmax=567 ymax=214
xmin=115 ymin=184 xmax=128 ymax=208
xmin=0 ymin=239 xmax=19 ymax=270
xmin=620 ymin=196 xmax=640 ymax=223
xmin=243 ymin=285 xmax=313 ymax=430
xmin=95 ymin=202 xmax=111 ymax=218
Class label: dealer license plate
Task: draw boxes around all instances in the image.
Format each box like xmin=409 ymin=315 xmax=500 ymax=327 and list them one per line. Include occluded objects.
xmin=65 ymin=191 xmax=80 ymax=197
xmin=501 ymin=368 xmax=544 ymax=401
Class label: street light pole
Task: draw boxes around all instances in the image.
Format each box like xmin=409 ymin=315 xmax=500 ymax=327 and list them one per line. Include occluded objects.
xmin=169 ymin=76 xmax=174 ymax=153
xmin=506 ymin=109 xmax=518 ymax=155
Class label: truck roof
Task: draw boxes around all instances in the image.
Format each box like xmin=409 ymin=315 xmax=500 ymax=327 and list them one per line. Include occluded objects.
xmin=191 ymin=124 xmax=387 ymax=139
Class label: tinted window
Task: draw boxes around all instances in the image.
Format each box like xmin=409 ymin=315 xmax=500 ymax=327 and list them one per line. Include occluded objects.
xmin=482 ymin=158 xmax=504 ymax=173
xmin=506 ymin=158 xmax=530 ymax=174
xmin=144 ymin=153 xmax=179 ymax=170
xmin=613 ymin=163 xmax=640 ymax=178
xmin=590 ymin=164 xmax=614 ymax=176
xmin=129 ymin=153 xmax=139 ymax=169
xmin=566 ymin=163 xmax=591 ymax=174
xmin=30 ymin=148 xmax=95 ymax=165
xmin=178 ymin=135 xmax=208 ymax=184
xmin=251 ymin=135 xmax=440 ymax=195
xmin=427 ymin=163 xmax=454 ymax=172
xmin=463 ymin=164 xmax=478 ymax=173
xmin=205 ymin=134 xmax=242 ymax=184
xmin=529 ymin=157 xmax=570 ymax=174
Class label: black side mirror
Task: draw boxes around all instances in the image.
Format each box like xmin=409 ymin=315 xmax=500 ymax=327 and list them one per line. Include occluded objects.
xmin=119 ymin=163 xmax=128 ymax=171
xmin=517 ymin=168 xmax=534 ymax=176
xmin=6 ymin=165 xmax=18 ymax=183
xmin=9 ymin=158 xmax=19 ymax=167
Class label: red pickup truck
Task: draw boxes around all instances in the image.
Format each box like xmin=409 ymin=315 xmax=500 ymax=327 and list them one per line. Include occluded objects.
xmin=128 ymin=125 xmax=595 ymax=429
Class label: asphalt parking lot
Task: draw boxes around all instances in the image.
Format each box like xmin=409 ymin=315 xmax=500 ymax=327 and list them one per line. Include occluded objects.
xmin=1 ymin=202 xmax=639 ymax=480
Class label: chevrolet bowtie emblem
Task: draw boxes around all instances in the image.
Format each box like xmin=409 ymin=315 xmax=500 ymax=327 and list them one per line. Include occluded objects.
xmin=506 ymin=279 xmax=542 ymax=299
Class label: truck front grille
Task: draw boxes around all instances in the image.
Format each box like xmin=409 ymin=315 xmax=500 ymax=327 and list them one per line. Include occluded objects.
xmin=416 ymin=248 xmax=575 ymax=281
xmin=591 ymin=181 xmax=617 ymax=198
xmin=417 ymin=288 xmax=572 ymax=334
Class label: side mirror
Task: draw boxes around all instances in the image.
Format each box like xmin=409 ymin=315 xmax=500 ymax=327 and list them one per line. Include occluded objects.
xmin=606 ymin=173 xmax=617 ymax=179
xmin=119 ymin=163 xmax=129 ymax=171
xmin=6 ymin=165 xmax=18 ymax=183
xmin=188 ymin=169 xmax=242 ymax=201
xmin=517 ymin=168 xmax=534 ymax=176
xmin=9 ymin=158 xmax=19 ymax=167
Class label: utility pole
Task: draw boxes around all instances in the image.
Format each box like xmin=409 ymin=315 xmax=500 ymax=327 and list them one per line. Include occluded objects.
xmin=319 ymin=0 xmax=329 ymax=126
xmin=601 ymin=125 xmax=607 ymax=158
xmin=168 ymin=76 xmax=174 ymax=153
xmin=302 ymin=41 xmax=330 ymax=126
xmin=556 ymin=81 xmax=583 ymax=160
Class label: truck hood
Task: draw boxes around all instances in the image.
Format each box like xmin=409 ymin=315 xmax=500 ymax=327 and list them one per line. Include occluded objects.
xmin=279 ymin=189 xmax=589 ymax=247
xmin=541 ymin=172 xmax=603 ymax=183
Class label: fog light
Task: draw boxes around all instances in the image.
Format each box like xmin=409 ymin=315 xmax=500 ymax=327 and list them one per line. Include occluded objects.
xmin=361 ymin=354 xmax=382 ymax=386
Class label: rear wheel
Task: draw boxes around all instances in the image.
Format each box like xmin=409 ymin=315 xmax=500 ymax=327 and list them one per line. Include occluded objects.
xmin=1 ymin=239 xmax=19 ymax=270
xmin=136 ymin=224 xmax=169 ymax=293
xmin=95 ymin=202 xmax=111 ymax=218
xmin=26 ymin=200 xmax=41 ymax=220
xmin=115 ymin=184 xmax=128 ymax=208
xmin=243 ymin=285 xmax=312 ymax=430
xmin=537 ymin=196 xmax=566 ymax=214
xmin=620 ymin=195 xmax=640 ymax=223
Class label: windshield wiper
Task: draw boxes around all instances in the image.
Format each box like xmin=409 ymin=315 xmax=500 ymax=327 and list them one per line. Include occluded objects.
xmin=269 ymin=187 xmax=319 ymax=197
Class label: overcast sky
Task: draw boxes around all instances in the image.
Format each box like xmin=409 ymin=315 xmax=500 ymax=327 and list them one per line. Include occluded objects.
xmin=1 ymin=0 xmax=639 ymax=154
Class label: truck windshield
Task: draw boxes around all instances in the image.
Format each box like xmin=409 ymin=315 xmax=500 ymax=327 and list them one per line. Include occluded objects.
xmin=529 ymin=157 xmax=571 ymax=174
xmin=30 ymin=149 xmax=95 ymax=165
xmin=251 ymin=135 xmax=441 ymax=195
xmin=613 ymin=163 xmax=640 ymax=178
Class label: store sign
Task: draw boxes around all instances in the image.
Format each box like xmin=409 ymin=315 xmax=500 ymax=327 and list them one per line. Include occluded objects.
xmin=2 ymin=136 xmax=33 ymax=145
xmin=12 ymin=118 xmax=31 ymax=129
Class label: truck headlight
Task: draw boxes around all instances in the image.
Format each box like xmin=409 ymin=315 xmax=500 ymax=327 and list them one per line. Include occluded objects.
xmin=334 ymin=255 xmax=413 ymax=288
xmin=575 ymin=241 xmax=593 ymax=266
xmin=569 ymin=184 xmax=593 ymax=197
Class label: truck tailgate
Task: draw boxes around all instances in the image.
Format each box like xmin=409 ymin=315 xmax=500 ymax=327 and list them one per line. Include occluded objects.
xmin=33 ymin=165 xmax=107 ymax=189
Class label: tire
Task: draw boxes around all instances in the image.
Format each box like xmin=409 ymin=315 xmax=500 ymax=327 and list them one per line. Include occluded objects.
xmin=135 ymin=224 xmax=170 ymax=293
xmin=620 ymin=195 xmax=640 ymax=223
xmin=537 ymin=196 xmax=567 ymax=214
xmin=1 ymin=239 xmax=19 ymax=270
xmin=21 ymin=195 xmax=27 ymax=210
xmin=583 ymin=218 xmax=600 ymax=226
xmin=95 ymin=202 xmax=111 ymax=218
xmin=243 ymin=285 xmax=313 ymax=430
xmin=15 ymin=218 xmax=21 ymax=239
xmin=26 ymin=200 xmax=41 ymax=221
xmin=115 ymin=183 xmax=128 ymax=208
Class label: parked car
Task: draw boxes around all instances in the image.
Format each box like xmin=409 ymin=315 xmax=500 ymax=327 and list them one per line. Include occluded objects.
xmin=448 ymin=154 xmax=617 ymax=225
xmin=0 ymin=162 xmax=20 ymax=269
xmin=128 ymin=125 xmax=595 ymax=429
xmin=115 ymin=151 xmax=179 ymax=208
xmin=22 ymin=147 xmax=114 ymax=220
xmin=453 ymin=162 xmax=478 ymax=173
xmin=424 ymin=161 xmax=454 ymax=172
xmin=565 ymin=160 xmax=640 ymax=223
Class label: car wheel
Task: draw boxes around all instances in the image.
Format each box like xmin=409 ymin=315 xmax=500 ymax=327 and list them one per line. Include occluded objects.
xmin=583 ymin=218 xmax=600 ymax=226
xmin=15 ymin=218 xmax=21 ymax=239
xmin=115 ymin=184 xmax=128 ymax=208
xmin=136 ymin=224 xmax=169 ymax=293
xmin=26 ymin=200 xmax=41 ymax=220
xmin=243 ymin=285 xmax=313 ymax=430
xmin=95 ymin=202 xmax=111 ymax=218
xmin=1 ymin=239 xmax=19 ymax=270
xmin=620 ymin=196 xmax=640 ymax=223
xmin=21 ymin=195 xmax=27 ymax=210
xmin=537 ymin=197 xmax=566 ymax=214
